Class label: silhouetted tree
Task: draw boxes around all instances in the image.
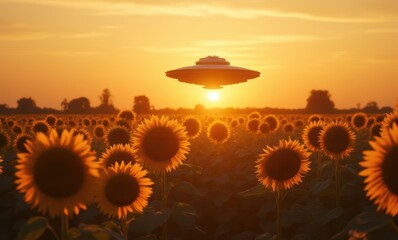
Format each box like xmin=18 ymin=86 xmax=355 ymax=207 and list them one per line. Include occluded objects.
xmin=305 ymin=90 xmax=335 ymax=114
xmin=96 ymin=89 xmax=118 ymax=114
xmin=66 ymin=97 xmax=91 ymax=114
xmin=17 ymin=97 xmax=37 ymax=114
xmin=194 ymin=104 xmax=205 ymax=113
xmin=362 ymin=101 xmax=379 ymax=113
xmin=61 ymin=99 xmax=68 ymax=112
xmin=100 ymin=88 xmax=112 ymax=106
xmin=133 ymin=95 xmax=150 ymax=114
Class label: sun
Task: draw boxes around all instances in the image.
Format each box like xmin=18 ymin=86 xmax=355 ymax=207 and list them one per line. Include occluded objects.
xmin=207 ymin=91 xmax=220 ymax=102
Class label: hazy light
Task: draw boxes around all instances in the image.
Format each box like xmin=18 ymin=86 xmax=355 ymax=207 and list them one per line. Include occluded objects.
xmin=207 ymin=91 xmax=220 ymax=102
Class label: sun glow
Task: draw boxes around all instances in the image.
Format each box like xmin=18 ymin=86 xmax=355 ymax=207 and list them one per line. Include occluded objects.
xmin=207 ymin=91 xmax=220 ymax=102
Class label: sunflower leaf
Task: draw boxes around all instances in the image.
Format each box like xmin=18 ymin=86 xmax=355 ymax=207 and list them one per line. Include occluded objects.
xmin=238 ymin=185 xmax=268 ymax=197
xmin=18 ymin=216 xmax=50 ymax=240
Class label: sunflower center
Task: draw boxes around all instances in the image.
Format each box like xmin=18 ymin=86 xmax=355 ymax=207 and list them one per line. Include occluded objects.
xmin=284 ymin=124 xmax=293 ymax=133
xmin=33 ymin=147 xmax=85 ymax=198
xmin=142 ymin=126 xmax=179 ymax=162
xmin=95 ymin=127 xmax=105 ymax=138
xmin=107 ymin=128 xmax=131 ymax=146
xmin=308 ymin=126 xmax=322 ymax=149
xmin=381 ymin=146 xmax=398 ymax=195
xmin=209 ymin=123 xmax=228 ymax=142
xmin=248 ymin=120 xmax=259 ymax=132
xmin=389 ymin=118 xmax=398 ymax=129
xmin=105 ymin=174 xmax=139 ymax=207
xmin=323 ymin=126 xmax=350 ymax=154
xmin=353 ymin=116 xmax=366 ymax=128
xmin=33 ymin=123 xmax=49 ymax=134
xmin=106 ymin=151 xmax=136 ymax=167
xmin=265 ymin=149 xmax=301 ymax=181
xmin=183 ymin=119 xmax=200 ymax=137
xmin=0 ymin=134 xmax=8 ymax=148
xmin=259 ymin=123 xmax=270 ymax=134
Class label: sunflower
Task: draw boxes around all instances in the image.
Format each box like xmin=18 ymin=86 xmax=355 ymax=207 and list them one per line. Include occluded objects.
xmin=308 ymin=114 xmax=322 ymax=123
xmin=15 ymin=129 xmax=99 ymax=218
xmin=283 ymin=123 xmax=294 ymax=134
xmin=381 ymin=112 xmax=398 ymax=136
xmin=45 ymin=115 xmax=57 ymax=126
xmin=12 ymin=124 xmax=24 ymax=135
xmin=105 ymin=125 xmax=133 ymax=147
xmin=263 ymin=115 xmax=280 ymax=133
xmin=256 ymin=139 xmax=311 ymax=191
xmin=132 ymin=116 xmax=190 ymax=172
xmin=351 ymin=112 xmax=368 ymax=131
xmin=115 ymin=119 xmax=132 ymax=131
xmin=246 ymin=119 xmax=260 ymax=133
xmin=319 ymin=121 xmax=356 ymax=160
xmin=207 ymin=120 xmax=230 ymax=144
xmin=14 ymin=134 xmax=33 ymax=153
xmin=117 ymin=110 xmax=137 ymax=124
xmin=238 ymin=117 xmax=246 ymax=125
xmin=0 ymin=130 xmax=10 ymax=150
xmin=100 ymin=144 xmax=137 ymax=168
xmin=294 ymin=119 xmax=304 ymax=129
xmin=32 ymin=121 xmax=51 ymax=135
xmin=93 ymin=125 xmax=106 ymax=139
xmin=182 ymin=116 xmax=202 ymax=139
xmin=83 ymin=118 xmax=91 ymax=127
xmin=302 ymin=121 xmax=325 ymax=152
xmin=96 ymin=162 xmax=153 ymax=219
xmin=73 ymin=128 xmax=93 ymax=145
xmin=259 ymin=122 xmax=270 ymax=135
xmin=230 ymin=119 xmax=239 ymax=129
xmin=359 ymin=124 xmax=398 ymax=216
xmin=248 ymin=111 xmax=261 ymax=119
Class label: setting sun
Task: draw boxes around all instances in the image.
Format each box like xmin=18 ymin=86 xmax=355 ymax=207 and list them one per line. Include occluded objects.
xmin=207 ymin=91 xmax=220 ymax=102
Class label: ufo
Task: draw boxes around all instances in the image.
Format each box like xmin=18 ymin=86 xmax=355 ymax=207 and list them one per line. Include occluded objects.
xmin=165 ymin=56 xmax=260 ymax=89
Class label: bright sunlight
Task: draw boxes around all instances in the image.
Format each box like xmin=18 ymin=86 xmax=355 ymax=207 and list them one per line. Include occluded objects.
xmin=207 ymin=91 xmax=220 ymax=102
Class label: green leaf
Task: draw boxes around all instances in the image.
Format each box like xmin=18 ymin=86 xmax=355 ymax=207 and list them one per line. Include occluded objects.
xmin=129 ymin=208 xmax=172 ymax=235
xmin=320 ymin=207 xmax=344 ymax=225
xmin=179 ymin=164 xmax=203 ymax=174
xmin=238 ymin=185 xmax=268 ymax=197
xmin=172 ymin=202 xmax=197 ymax=230
xmin=310 ymin=179 xmax=333 ymax=195
xmin=172 ymin=181 xmax=203 ymax=196
xmin=18 ymin=216 xmax=50 ymax=240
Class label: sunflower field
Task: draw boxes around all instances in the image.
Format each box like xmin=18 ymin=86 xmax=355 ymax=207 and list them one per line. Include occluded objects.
xmin=0 ymin=111 xmax=398 ymax=240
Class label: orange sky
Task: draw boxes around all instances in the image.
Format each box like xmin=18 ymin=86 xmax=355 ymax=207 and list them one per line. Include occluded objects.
xmin=0 ymin=0 xmax=398 ymax=110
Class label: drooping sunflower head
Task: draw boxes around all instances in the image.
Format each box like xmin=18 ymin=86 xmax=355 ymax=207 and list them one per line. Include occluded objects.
xmin=207 ymin=120 xmax=230 ymax=144
xmin=45 ymin=115 xmax=57 ymax=126
xmin=93 ymin=125 xmax=106 ymax=139
xmin=0 ymin=130 xmax=10 ymax=150
xmin=32 ymin=121 xmax=51 ymax=135
xmin=256 ymin=139 xmax=311 ymax=191
xmin=105 ymin=125 xmax=133 ymax=147
xmin=132 ymin=116 xmax=190 ymax=172
xmin=15 ymin=129 xmax=99 ymax=218
xmin=351 ymin=112 xmax=368 ymax=131
xmin=100 ymin=144 xmax=137 ymax=168
xmin=302 ymin=121 xmax=325 ymax=152
xmin=263 ymin=114 xmax=280 ymax=133
xmin=14 ymin=134 xmax=33 ymax=153
xmin=117 ymin=110 xmax=137 ymax=124
xmin=248 ymin=111 xmax=261 ymax=119
xmin=182 ymin=116 xmax=202 ymax=139
xmin=96 ymin=162 xmax=153 ymax=219
xmin=360 ymin=123 xmax=398 ymax=216
xmin=319 ymin=121 xmax=356 ymax=160
xmin=246 ymin=119 xmax=260 ymax=133
xmin=115 ymin=119 xmax=132 ymax=131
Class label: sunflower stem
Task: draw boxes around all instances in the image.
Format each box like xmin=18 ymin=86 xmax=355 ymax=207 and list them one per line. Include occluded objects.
xmin=61 ymin=214 xmax=69 ymax=240
xmin=316 ymin=152 xmax=321 ymax=175
xmin=161 ymin=170 xmax=167 ymax=240
xmin=275 ymin=190 xmax=282 ymax=240
xmin=121 ymin=217 xmax=128 ymax=240
xmin=334 ymin=158 xmax=340 ymax=207
xmin=48 ymin=225 xmax=60 ymax=240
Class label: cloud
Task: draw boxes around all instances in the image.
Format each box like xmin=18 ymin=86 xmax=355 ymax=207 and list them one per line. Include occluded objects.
xmin=2 ymin=0 xmax=392 ymax=23
xmin=0 ymin=20 xmax=51 ymax=41
xmin=63 ymin=32 xmax=108 ymax=39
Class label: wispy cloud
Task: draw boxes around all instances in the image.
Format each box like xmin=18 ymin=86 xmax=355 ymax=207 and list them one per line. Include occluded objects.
xmin=63 ymin=32 xmax=108 ymax=39
xmin=364 ymin=28 xmax=398 ymax=34
xmin=2 ymin=0 xmax=391 ymax=23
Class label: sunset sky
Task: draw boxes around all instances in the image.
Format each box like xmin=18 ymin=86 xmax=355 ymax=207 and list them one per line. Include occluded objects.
xmin=1 ymin=0 xmax=398 ymax=110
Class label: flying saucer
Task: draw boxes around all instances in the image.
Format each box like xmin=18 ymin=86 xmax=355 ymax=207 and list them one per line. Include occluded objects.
xmin=165 ymin=56 xmax=260 ymax=89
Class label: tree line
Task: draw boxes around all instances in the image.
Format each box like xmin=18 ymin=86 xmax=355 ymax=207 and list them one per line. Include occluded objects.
xmin=0 ymin=89 xmax=393 ymax=115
